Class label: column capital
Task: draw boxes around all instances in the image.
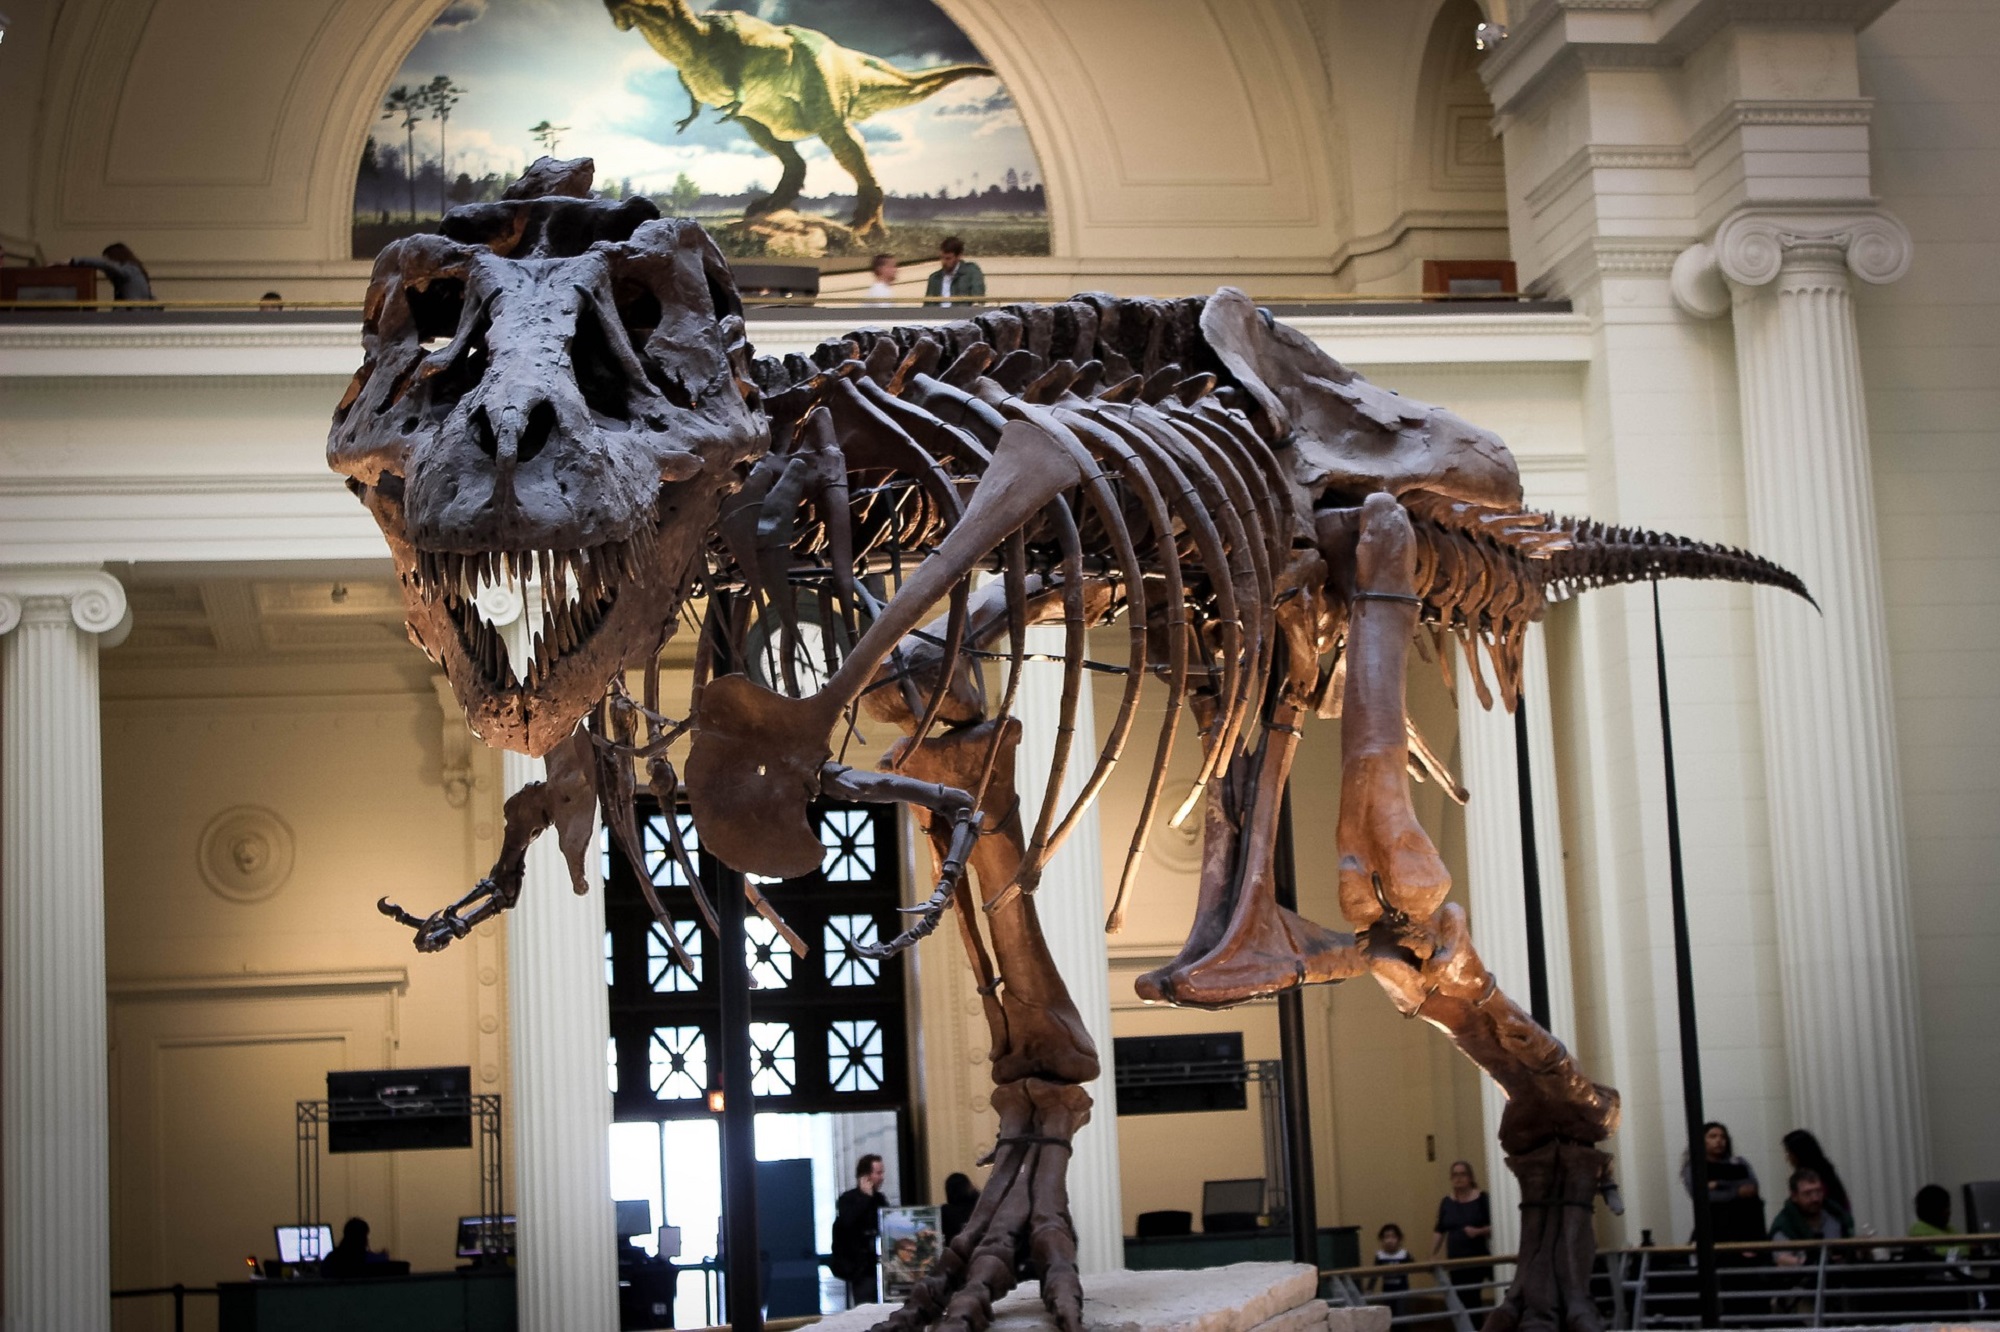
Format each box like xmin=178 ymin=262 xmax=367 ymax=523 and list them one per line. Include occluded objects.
xmin=0 ymin=567 xmax=130 ymax=643
xmin=1672 ymin=207 xmax=1913 ymax=318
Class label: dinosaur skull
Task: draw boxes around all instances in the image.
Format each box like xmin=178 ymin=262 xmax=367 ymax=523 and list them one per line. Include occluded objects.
xmin=329 ymin=181 xmax=768 ymax=755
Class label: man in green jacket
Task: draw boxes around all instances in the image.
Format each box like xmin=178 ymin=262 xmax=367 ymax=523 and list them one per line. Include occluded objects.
xmin=924 ymin=236 xmax=985 ymax=306
xmin=1770 ymin=1169 xmax=1855 ymax=1265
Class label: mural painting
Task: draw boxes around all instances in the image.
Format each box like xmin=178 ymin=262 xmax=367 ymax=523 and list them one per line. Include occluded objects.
xmin=353 ymin=0 xmax=1049 ymax=261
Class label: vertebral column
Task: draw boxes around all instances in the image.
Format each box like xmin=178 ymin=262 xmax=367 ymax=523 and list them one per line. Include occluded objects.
xmin=1 ymin=569 xmax=128 ymax=1332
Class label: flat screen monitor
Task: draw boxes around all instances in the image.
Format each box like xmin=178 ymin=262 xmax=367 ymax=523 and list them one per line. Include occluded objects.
xmin=1201 ymin=1178 xmax=1265 ymax=1233
xmin=275 ymin=1224 xmax=333 ymax=1264
xmin=326 ymin=1066 xmax=472 ymax=1153
xmin=455 ymin=1214 xmax=516 ymax=1258
xmin=615 ymin=1199 xmax=652 ymax=1238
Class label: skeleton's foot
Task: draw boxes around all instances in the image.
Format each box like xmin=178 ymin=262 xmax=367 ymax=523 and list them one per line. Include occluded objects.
xmin=876 ymin=1079 xmax=1090 ymax=1332
xmin=1484 ymin=1141 xmax=1612 ymax=1332
xmin=1140 ymin=902 xmax=1362 ymax=1009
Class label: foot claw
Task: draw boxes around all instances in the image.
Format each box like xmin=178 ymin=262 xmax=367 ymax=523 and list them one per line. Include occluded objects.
xmin=873 ymin=1079 xmax=1090 ymax=1332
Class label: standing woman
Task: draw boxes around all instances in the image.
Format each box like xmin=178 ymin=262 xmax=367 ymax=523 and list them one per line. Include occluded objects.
xmin=1782 ymin=1131 xmax=1853 ymax=1221
xmin=1682 ymin=1121 xmax=1766 ymax=1244
xmin=1433 ymin=1160 xmax=1494 ymax=1310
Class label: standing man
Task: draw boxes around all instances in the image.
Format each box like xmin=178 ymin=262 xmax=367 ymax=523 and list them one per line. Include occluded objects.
xmin=924 ymin=236 xmax=985 ymax=306
xmin=830 ymin=1153 xmax=889 ymax=1308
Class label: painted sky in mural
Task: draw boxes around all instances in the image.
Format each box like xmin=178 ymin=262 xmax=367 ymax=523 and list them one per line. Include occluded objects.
xmin=354 ymin=0 xmax=1048 ymax=259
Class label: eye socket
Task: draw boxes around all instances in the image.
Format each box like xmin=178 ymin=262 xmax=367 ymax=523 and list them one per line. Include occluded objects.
xmin=613 ymin=281 xmax=663 ymax=352
xmin=706 ymin=271 xmax=740 ymax=322
xmin=405 ymin=278 xmax=467 ymax=342
xmin=571 ymin=305 xmax=631 ymax=422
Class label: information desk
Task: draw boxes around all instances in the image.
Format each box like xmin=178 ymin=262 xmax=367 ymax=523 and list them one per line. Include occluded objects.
xmin=1123 ymin=1225 xmax=1360 ymax=1275
xmin=217 ymin=1268 xmax=515 ymax=1331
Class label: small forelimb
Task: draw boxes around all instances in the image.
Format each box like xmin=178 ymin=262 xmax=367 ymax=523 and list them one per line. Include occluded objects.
xmin=378 ymin=777 xmax=557 ymax=952
xmin=821 ymin=760 xmax=980 ymax=958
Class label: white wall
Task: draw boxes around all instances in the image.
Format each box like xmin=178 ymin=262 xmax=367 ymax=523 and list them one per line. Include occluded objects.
xmin=100 ymin=640 xmax=509 ymax=1310
xmin=1855 ymin=0 xmax=2000 ymax=1201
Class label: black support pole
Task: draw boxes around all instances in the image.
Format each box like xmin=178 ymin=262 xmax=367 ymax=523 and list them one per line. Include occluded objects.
xmin=711 ymin=596 xmax=765 ymax=1332
xmin=1513 ymin=701 xmax=1552 ymax=1031
xmin=1273 ymin=785 xmax=1320 ymax=1269
xmin=716 ymin=870 xmax=764 ymax=1332
xmin=1652 ymin=581 xmax=1720 ymax=1328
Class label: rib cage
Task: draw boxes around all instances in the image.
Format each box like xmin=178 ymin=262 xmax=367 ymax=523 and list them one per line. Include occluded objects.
xmin=720 ymin=295 xmax=1808 ymax=717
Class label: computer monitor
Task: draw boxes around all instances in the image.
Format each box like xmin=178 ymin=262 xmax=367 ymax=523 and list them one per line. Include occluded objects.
xmin=1201 ymin=1178 xmax=1265 ymax=1233
xmin=326 ymin=1066 xmax=473 ymax=1153
xmin=275 ymin=1224 xmax=334 ymax=1264
xmin=615 ymin=1199 xmax=652 ymax=1239
xmin=455 ymin=1215 xmax=516 ymax=1258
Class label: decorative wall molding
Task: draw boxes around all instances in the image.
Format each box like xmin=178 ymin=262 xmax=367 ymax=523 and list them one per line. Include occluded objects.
xmin=195 ymin=805 xmax=297 ymax=904
xmin=1538 ymin=234 xmax=1690 ymax=297
xmin=108 ymin=968 xmax=409 ymax=1001
xmin=1525 ymin=144 xmax=1692 ymax=216
xmin=1686 ymin=97 xmax=1873 ymax=162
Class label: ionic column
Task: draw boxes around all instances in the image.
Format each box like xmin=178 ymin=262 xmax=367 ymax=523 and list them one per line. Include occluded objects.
xmin=1015 ymin=627 xmax=1123 ymax=1274
xmin=1454 ymin=625 xmax=1576 ymax=1255
xmin=1673 ymin=209 xmax=1929 ymax=1224
xmin=1 ymin=568 xmax=129 ymax=1332
xmin=483 ymin=583 xmax=619 ymax=1331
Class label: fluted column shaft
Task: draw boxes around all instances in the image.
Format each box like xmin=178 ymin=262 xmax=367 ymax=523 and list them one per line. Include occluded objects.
xmin=1015 ymin=627 xmax=1122 ymax=1274
xmin=1677 ymin=209 xmax=1928 ymax=1225
xmin=1 ymin=568 xmax=128 ymax=1332
xmin=1455 ymin=626 xmax=1576 ymax=1254
xmin=488 ymin=587 xmax=618 ymax=1332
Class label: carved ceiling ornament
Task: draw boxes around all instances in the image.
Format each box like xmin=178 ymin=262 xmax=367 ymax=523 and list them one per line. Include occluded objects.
xmin=197 ymin=805 xmax=296 ymax=904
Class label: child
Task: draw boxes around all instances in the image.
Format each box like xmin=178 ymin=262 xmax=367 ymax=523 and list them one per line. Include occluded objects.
xmin=1373 ymin=1223 xmax=1413 ymax=1301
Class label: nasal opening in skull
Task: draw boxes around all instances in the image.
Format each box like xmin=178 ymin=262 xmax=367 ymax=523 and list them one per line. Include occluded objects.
xmin=571 ymin=306 xmax=632 ymax=422
xmin=519 ymin=400 xmax=558 ymax=463
xmin=471 ymin=404 xmax=498 ymax=458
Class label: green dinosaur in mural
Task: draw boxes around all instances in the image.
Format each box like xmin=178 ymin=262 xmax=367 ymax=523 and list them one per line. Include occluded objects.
xmin=606 ymin=0 xmax=996 ymax=237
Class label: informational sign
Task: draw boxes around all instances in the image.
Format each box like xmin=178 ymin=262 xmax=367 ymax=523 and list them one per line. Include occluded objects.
xmin=878 ymin=1204 xmax=943 ymax=1301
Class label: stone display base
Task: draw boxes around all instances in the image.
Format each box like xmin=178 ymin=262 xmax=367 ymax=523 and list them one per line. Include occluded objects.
xmin=813 ymin=1261 xmax=1393 ymax=1332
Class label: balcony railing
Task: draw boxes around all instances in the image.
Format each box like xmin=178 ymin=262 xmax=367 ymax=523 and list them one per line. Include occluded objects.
xmin=1325 ymin=1233 xmax=2000 ymax=1330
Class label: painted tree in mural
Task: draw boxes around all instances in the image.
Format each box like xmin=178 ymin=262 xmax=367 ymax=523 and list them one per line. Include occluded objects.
xmin=381 ymin=85 xmax=426 ymax=222
xmin=331 ymin=162 xmax=1809 ymax=1332
xmin=423 ymin=76 xmax=467 ymax=217
xmin=604 ymin=0 xmax=996 ymax=237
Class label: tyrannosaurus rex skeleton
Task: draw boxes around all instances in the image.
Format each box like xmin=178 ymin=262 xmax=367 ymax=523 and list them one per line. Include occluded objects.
xmin=330 ymin=162 xmax=1808 ymax=1332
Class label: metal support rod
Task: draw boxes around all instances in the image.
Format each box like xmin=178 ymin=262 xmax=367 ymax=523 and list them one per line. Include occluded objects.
xmin=1512 ymin=701 xmax=1552 ymax=1031
xmin=712 ymin=591 xmax=765 ymax=1332
xmin=1273 ymin=785 xmax=1320 ymax=1268
xmin=1652 ymin=580 xmax=1720 ymax=1327
xmin=716 ymin=865 xmax=764 ymax=1332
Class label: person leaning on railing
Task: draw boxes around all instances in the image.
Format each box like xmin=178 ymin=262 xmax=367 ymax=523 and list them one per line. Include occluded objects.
xmin=1770 ymin=1169 xmax=1854 ymax=1266
xmin=1908 ymin=1184 xmax=1965 ymax=1264
xmin=1681 ymin=1121 xmax=1767 ymax=1245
